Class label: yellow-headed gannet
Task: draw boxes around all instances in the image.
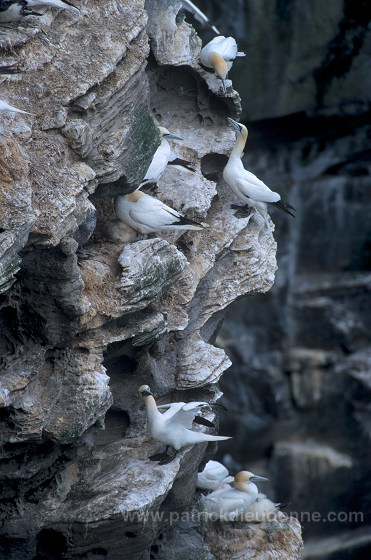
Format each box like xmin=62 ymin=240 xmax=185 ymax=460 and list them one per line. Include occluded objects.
xmin=181 ymin=0 xmax=220 ymax=35
xmin=137 ymin=385 xmax=232 ymax=465
xmin=197 ymin=460 xmax=234 ymax=491
xmin=140 ymin=127 xmax=193 ymax=188
xmin=202 ymin=470 xmax=269 ymax=522
xmin=114 ymin=190 xmax=204 ymax=234
xmin=0 ymin=0 xmax=78 ymax=23
xmin=223 ymin=118 xmax=295 ymax=218
xmin=0 ymin=99 xmax=30 ymax=114
xmin=200 ymin=36 xmax=246 ymax=92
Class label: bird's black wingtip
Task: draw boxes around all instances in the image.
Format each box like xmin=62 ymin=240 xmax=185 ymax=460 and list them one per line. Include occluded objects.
xmin=269 ymin=200 xmax=296 ymax=218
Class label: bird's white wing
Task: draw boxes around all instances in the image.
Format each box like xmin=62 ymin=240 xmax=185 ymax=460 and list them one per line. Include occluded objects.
xmin=181 ymin=0 xmax=220 ymax=34
xmin=202 ymin=460 xmax=230 ymax=481
xmin=128 ymin=197 xmax=182 ymax=229
xmin=236 ymin=171 xmax=280 ymax=203
xmin=27 ymin=0 xmax=79 ymax=12
xmin=157 ymin=402 xmax=185 ymax=420
xmin=218 ymin=37 xmax=238 ymax=61
xmin=143 ymin=142 xmax=170 ymax=182
xmin=203 ymin=489 xmax=246 ymax=517
xmin=200 ymin=36 xmax=226 ymax=64
xmin=164 ymin=402 xmax=208 ymax=429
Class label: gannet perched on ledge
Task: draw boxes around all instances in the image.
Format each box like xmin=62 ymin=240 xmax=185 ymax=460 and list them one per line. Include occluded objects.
xmin=243 ymin=493 xmax=283 ymax=523
xmin=223 ymin=118 xmax=295 ymax=218
xmin=197 ymin=460 xmax=234 ymax=491
xmin=0 ymin=99 xmax=30 ymax=114
xmin=114 ymin=190 xmax=204 ymax=234
xmin=0 ymin=0 xmax=79 ymax=23
xmin=200 ymin=36 xmax=246 ymax=92
xmin=137 ymin=385 xmax=231 ymax=465
xmin=181 ymin=0 xmax=220 ymax=35
xmin=140 ymin=127 xmax=193 ymax=189
xmin=202 ymin=470 xmax=269 ymax=521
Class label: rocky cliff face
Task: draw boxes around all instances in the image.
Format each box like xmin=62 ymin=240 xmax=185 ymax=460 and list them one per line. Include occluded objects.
xmin=0 ymin=1 xmax=302 ymax=559
xmin=195 ymin=0 xmax=371 ymax=558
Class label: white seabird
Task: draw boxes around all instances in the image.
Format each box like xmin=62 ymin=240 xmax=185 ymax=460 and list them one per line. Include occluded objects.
xmin=200 ymin=36 xmax=246 ymax=92
xmin=243 ymin=493 xmax=283 ymax=523
xmin=0 ymin=0 xmax=79 ymax=23
xmin=181 ymin=0 xmax=220 ymax=35
xmin=197 ymin=460 xmax=234 ymax=491
xmin=0 ymin=99 xmax=30 ymax=114
xmin=140 ymin=126 xmax=194 ymax=189
xmin=114 ymin=190 xmax=204 ymax=234
xmin=137 ymin=385 xmax=232 ymax=465
xmin=202 ymin=470 xmax=269 ymax=522
xmin=223 ymin=118 xmax=295 ymax=218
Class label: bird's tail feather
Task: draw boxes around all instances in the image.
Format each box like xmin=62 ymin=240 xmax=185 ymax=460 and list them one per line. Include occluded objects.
xmin=269 ymin=199 xmax=295 ymax=218
xmin=42 ymin=0 xmax=79 ymax=12
xmin=175 ymin=216 xmax=204 ymax=230
xmin=198 ymin=434 xmax=232 ymax=442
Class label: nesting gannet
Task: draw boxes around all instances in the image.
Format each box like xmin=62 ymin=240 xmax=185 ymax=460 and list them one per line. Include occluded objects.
xmin=0 ymin=99 xmax=30 ymax=114
xmin=202 ymin=471 xmax=269 ymax=521
xmin=114 ymin=190 xmax=204 ymax=234
xmin=0 ymin=0 xmax=78 ymax=23
xmin=140 ymin=127 xmax=193 ymax=189
xmin=181 ymin=0 xmax=220 ymax=35
xmin=223 ymin=118 xmax=295 ymax=218
xmin=197 ymin=460 xmax=234 ymax=491
xmin=243 ymin=493 xmax=282 ymax=523
xmin=200 ymin=36 xmax=246 ymax=92
xmin=137 ymin=385 xmax=232 ymax=465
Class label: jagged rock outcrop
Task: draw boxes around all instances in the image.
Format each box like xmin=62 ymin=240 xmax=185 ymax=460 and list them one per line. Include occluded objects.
xmin=0 ymin=1 xmax=302 ymax=559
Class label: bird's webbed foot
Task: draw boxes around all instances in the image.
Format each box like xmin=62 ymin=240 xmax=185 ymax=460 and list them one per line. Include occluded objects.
xmin=149 ymin=446 xmax=177 ymax=465
xmin=158 ymin=447 xmax=177 ymax=465
xmin=143 ymin=183 xmax=158 ymax=195
xmin=231 ymin=204 xmax=252 ymax=219
xmin=149 ymin=452 xmax=168 ymax=462
xmin=231 ymin=520 xmax=246 ymax=529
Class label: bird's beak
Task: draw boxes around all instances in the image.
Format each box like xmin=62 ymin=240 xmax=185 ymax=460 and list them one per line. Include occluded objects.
xmin=137 ymin=389 xmax=153 ymax=398
xmin=227 ymin=117 xmax=241 ymax=133
xmin=250 ymin=475 xmax=269 ymax=482
xmin=164 ymin=133 xmax=183 ymax=141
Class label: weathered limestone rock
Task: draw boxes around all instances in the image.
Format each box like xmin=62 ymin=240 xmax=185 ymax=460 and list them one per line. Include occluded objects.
xmin=0 ymin=1 xmax=290 ymax=558
xmin=204 ymin=516 xmax=303 ymax=560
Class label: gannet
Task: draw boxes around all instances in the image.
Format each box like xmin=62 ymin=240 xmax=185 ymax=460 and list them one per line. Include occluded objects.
xmin=181 ymin=0 xmax=220 ymax=35
xmin=140 ymin=127 xmax=192 ymax=188
xmin=114 ymin=190 xmax=204 ymax=234
xmin=0 ymin=99 xmax=30 ymax=114
xmin=197 ymin=460 xmax=234 ymax=491
xmin=223 ymin=118 xmax=295 ymax=218
xmin=202 ymin=471 xmax=269 ymax=521
xmin=243 ymin=493 xmax=282 ymax=523
xmin=200 ymin=36 xmax=246 ymax=92
xmin=137 ymin=385 xmax=232 ymax=465
xmin=0 ymin=0 xmax=79 ymax=23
